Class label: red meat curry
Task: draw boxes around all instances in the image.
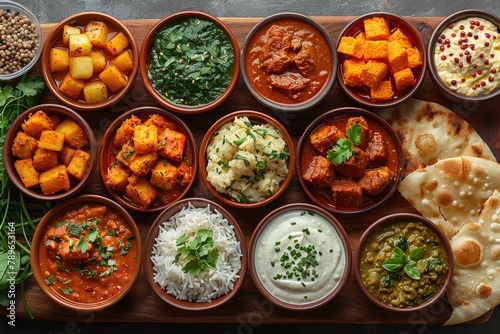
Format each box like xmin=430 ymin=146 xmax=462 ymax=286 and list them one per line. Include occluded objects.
xmin=244 ymin=18 xmax=333 ymax=104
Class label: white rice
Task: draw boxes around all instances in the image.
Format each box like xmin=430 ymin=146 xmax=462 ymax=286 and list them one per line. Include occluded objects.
xmin=150 ymin=203 xmax=242 ymax=302
xmin=206 ymin=116 xmax=290 ymax=203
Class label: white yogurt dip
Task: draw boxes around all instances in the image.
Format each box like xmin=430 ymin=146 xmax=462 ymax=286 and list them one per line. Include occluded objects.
xmin=254 ymin=209 xmax=346 ymax=304
xmin=434 ymin=17 xmax=500 ymax=96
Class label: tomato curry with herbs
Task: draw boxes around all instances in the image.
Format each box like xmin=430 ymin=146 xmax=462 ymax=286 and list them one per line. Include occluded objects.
xmin=39 ymin=203 xmax=139 ymax=303
xmin=301 ymin=114 xmax=400 ymax=210
xmin=244 ymin=18 xmax=333 ymax=104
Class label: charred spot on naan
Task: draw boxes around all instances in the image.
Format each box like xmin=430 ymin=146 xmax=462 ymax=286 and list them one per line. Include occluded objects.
xmin=452 ymin=235 xmax=482 ymax=268
xmin=476 ymin=283 xmax=492 ymax=298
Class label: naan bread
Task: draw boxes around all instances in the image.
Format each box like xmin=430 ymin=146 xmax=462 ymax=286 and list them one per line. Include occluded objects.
xmin=398 ymin=156 xmax=500 ymax=239
xmin=378 ymin=98 xmax=496 ymax=177
xmin=445 ymin=190 xmax=500 ymax=325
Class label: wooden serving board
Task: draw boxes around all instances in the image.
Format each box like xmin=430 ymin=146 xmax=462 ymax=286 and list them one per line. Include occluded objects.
xmin=14 ymin=17 xmax=500 ymax=324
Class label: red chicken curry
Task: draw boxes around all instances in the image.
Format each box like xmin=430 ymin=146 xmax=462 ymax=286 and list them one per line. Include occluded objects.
xmin=301 ymin=115 xmax=400 ymax=210
xmin=39 ymin=203 xmax=139 ymax=303
xmin=244 ymin=18 xmax=333 ymax=104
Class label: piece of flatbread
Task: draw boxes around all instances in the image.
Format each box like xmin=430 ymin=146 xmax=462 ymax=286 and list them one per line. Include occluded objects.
xmin=445 ymin=190 xmax=500 ymax=325
xmin=398 ymin=156 xmax=500 ymax=239
xmin=378 ymin=98 xmax=496 ymax=177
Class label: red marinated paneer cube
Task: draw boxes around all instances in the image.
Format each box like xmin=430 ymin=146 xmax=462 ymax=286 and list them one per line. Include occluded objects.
xmin=309 ymin=124 xmax=345 ymax=155
xmin=158 ymin=129 xmax=186 ymax=162
xmin=331 ymin=178 xmax=363 ymax=209
xmin=302 ymin=155 xmax=335 ymax=188
xmin=366 ymin=131 xmax=387 ymax=164
xmin=359 ymin=166 xmax=395 ymax=196
xmin=334 ymin=147 xmax=370 ymax=178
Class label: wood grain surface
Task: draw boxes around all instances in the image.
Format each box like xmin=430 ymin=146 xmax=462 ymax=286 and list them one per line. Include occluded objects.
xmin=14 ymin=17 xmax=500 ymax=324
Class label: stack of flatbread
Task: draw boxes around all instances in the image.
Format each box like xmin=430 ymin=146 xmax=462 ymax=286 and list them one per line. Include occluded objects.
xmin=378 ymin=98 xmax=500 ymax=325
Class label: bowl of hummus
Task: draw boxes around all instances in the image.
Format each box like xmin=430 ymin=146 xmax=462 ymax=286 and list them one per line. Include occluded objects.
xmin=428 ymin=9 xmax=500 ymax=103
xmin=248 ymin=203 xmax=352 ymax=310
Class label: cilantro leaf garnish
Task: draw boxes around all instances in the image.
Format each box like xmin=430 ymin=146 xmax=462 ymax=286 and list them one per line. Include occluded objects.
xmin=326 ymin=123 xmax=362 ymax=166
xmin=174 ymin=229 xmax=219 ymax=275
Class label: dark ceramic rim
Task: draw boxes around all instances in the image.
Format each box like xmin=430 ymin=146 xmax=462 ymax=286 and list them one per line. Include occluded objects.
xmin=198 ymin=110 xmax=295 ymax=209
xmin=296 ymin=107 xmax=404 ymax=214
xmin=336 ymin=12 xmax=428 ymax=109
xmin=139 ymin=10 xmax=240 ymax=114
xmin=41 ymin=11 xmax=139 ymax=112
xmin=248 ymin=203 xmax=352 ymax=311
xmin=3 ymin=103 xmax=97 ymax=201
xmin=142 ymin=197 xmax=247 ymax=311
xmin=98 ymin=106 xmax=198 ymax=212
xmin=30 ymin=194 xmax=142 ymax=311
xmin=353 ymin=213 xmax=454 ymax=313
xmin=427 ymin=9 xmax=500 ymax=104
xmin=240 ymin=12 xmax=337 ymax=113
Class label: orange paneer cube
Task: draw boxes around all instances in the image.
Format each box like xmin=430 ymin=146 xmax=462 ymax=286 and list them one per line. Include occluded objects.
xmin=394 ymin=68 xmax=415 ymax=92
xmin=14 ymin=158 xmax=39 ymax=189
xmin=362 ymin=60 xmax=387 ymax=89
xmin=133 ymin=124 xmax=159 ymax=155
xmin=38 ymin=130 xmax=65 ymax=152
xmin=150 ymin=160 xmax=179 ymax=191
xmin=157 ymin=129 xmax=186 ymax=162
xmin=387 ymin=41 xmax=409 ymax=73
xmin=105 ymin=163 xmax=131 ymax=193
xmin=337 ymin=36 xmax=364 ymax=59
xmin=407 ymin=48 xmax=423 ymax=68
xmin=388 ymin=27 xmax=413 ymax=48
xmin=11 ymin=131 xmax=38 ymax=159
xmin=370 ymin=80 xmax=394 ymax=102
xmin=342 ymin=58 xmax=366 ymax=87
xmin=362 ymin=41 xmax=388 ymax=60
xmin=39 ymin=165 xmax=71 ymax=195
xmin=363 ymin=17 xmax=390 ymax=41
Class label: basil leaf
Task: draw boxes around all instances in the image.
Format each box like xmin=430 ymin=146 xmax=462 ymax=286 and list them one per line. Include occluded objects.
xmin=393 ymin=247 xmax=405 ymax=258
xmin=410 ymin=247 xmax=425 ymax=261
xmin=382 ymin=258 xmax=404 ymax=272
xmin=405 ymin=265 xmax=421 ymax=280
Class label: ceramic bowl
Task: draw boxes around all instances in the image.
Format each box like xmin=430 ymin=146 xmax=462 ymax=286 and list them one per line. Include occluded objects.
xmin=296 ymin=107 xmax=403 ymax=214
xmin=142 ymin=198 xmax=247 ymax=310
xmin=41 ymin=11 xmax=139 ymax=111
xmin=30 ymin=194 xmax=142 ymax=311
xmin=3 ymin=103 xmax=97 ymax=201
xmin=336 ymin=12 xmax=427 ymax=108
xmin=241 ymin=12 xmax=337 ymax=113
xmin=0 ymin=1 xmax=42 ymax=81
xmin=248 ymin=203 xmax=352 ymax=311
xmin=140 ymin=11 xmax=240 ymax=114
xmin=427 ymin=9 xmax=500 ymax=105
xmin=199 ymin=110 xmax=295 ymax=209
xmin=98 ymin=106 xmax=197 ymax=212
xmin=353 ymin=213 xmax=454 ymax=312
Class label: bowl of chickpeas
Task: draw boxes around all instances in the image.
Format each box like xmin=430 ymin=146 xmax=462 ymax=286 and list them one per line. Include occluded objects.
xmin=0 ymin=1 xmax=42 ymax=81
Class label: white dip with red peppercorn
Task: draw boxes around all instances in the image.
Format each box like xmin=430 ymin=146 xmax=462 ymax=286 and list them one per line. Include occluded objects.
xmin=434 ymin=17 xmax=500 ymax=96
xmin=254 ymin=209 xmax=346 ymax=304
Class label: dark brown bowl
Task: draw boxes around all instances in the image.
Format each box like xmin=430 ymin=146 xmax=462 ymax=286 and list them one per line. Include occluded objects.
xmin=353 ymin=213 xmax=454 ymax=313
xmin=3 ymin=103 xmax=97 ymax=201
xmin=427 ymin=9 xmax=500 ymax=104
xmin=248 ymin=203 xmax=352 ymax=311
xmin=296 ymin=107 xmax=403 ymax=214
xmin=30 ymin=194 xmax=142 ymax=311
xmin=336 ymin=12 xmax=427 ymax=109
xmin=142 ymin=198 xmax=247 ymax=310
xmin=41 ymin=12 xmax=138 ymax=111
xmin=98 ymin=106 xmax=197 ymax=212
xmin=139 ymin=11 xmax=240 ymax=114
xmin=199 ymin=110 xmax=295 ymax=209
xmin=240 ymin=12 xmax=337 ymax=113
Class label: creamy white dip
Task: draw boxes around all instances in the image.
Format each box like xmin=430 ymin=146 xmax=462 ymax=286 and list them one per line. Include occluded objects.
xmin=434 ymin=17 xmax=500 ymax=96
xmin=254 ymin=209 xmax=346 ymax=304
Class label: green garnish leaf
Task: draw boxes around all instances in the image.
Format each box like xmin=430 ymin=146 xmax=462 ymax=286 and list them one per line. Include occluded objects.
xmin=382 ymin=246 xmax=422 ymax=280
xmin=346 ymin=122 xmax=362 ymax=146
xmin=77 ymin=237 xmax=88 ymax=254
xmin=326 ymin=138 xmax=353 ymax=165
xmin=410 ymin=247 xmax=425 ymax=261
xmin=45 ymin=275 xmax=55 ymax=286
xmin=174 ymin=229 xmax=219 ymax=275
xmin=405 ymin=265 xmax=421 ymax=280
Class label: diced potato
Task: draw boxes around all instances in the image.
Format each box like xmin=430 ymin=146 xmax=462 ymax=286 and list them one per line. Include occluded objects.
xmin=60 ymin=144 xmax=76 ymax=166
xmin=128 ymin=153 xmax=158 ymax=177
xmin=69 ymin=33 xmax=93 ymax=57
xmin=59 ymin=73 xmax=85 ymax=99
xmin=104 ymin=32 xmax=129 ymax=56
xmin=143 ymin=114 xmax=176 ymax=133
xmin=99 ymin=64 xmax=127 ymax=93
xmin=105 ymin=163 xmax=131 ymax=192
xmin=14 ymin=159 xmax=39 ymax=189
xmin=157 ymin=129 xmax=186 ymax=162
xmin=39 ymin=165 xmax=71 ymax=195
xmin=50 ymin=115 xmax=61 ymax=128
xmin=67 ymin=149 xmax=91 ymax=180
xmin=125 ymin=175 xmax=158 ymax=209
xmin=90 ymin=50 xmax=107 ymax=73
xmin=83 ymin=80 xmax=109 ymax=104
xmin=11 ymin=131 xmax=38 ymax=159
xmin=110 ymin=50 xmax=133 ymax=74
xmin=33 ymin=148 xmax=59 ymax=171
xmin=38 ymin=130 xmax=65 ymax=151
xmin=150 ymin=160 xmax=179 ymax=191
xmin=62 ymin=25 xmax=81 ymax=46
xmin=133 ymin=125 xmax=158 ymax=154
xmin=69 ymin=56 xmax=94 ymax=80
xmin=49 ymin=47 xmax=70 ymax=73
xmin=113 ymin=115 xmax=141 ymax=147
xmin=55 ymin=117 xmax=89 ymax=149
xmin=21 ymin=110 xmax=53 ymax=138
xmin=85 ymin=21 xmax=108 ymax=48
xmin=115 ymin=142 xmax=136 ymax=167
xmin=176 ymin=161 xmax=192 ymax=187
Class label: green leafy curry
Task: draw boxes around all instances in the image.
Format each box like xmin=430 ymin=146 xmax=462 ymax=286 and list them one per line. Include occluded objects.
xmin=148 ymin=18 xmax=235 ymax=106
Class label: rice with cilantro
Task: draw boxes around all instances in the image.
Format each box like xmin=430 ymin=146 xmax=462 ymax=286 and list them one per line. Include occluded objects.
xmin=151 ymin=203 xmax=242 ymax=302
xmin=206 ymin=116 xmax=290 ymax=203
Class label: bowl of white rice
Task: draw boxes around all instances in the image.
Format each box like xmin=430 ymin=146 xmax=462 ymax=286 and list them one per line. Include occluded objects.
xmin=199 ymin=110 xmax=295 ymax=208
xmin=143 ymin=198 xmax=247 ymax=310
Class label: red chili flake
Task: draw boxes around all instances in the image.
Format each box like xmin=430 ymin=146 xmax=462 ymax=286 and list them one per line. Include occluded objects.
xmin=478 ymin=69 xmax=483 ymax=75
xmin=474 ymin=34 xmax=479 ymax=40
xmin=440 ymin=34 xmax=446 ymax=39
xmin=489 ymin=76 xmax=494 ymax=82
xmin=459 ymin=63 xmax=464 ymax=68
xmin=491 ymin=53 xmax=495 ymax=58
xmin=473 ymin=63 xmax=478 ymax=68
xmin=454 ymin=57 xmax=459 ymax=63
xmin=470 ymin=25 xmax=475 ymax=30
xmin=485 ymin=59 xmax=490 ymax=65
xmin=458 ymin=39 xmax=463 ymax=44
xmin=479 ymin=25 xmax=484 ymax=30
xmin=459 ymin=53 xmax=464 ymax=57
xmin=451 ymin=79 xmax=457 ymax=85
xmin=480 ymin=81 xmax=486 ymax=86
xmin=441 ymin=55 xmax=447 ymax=60
xmin=479 ymin=52 xmax=484 ymax=58
xmin=472 ymin=85 xmax=477 ymax=90
xmin=461 ymin=44 xmax=468 ymax=50
xmin=440 ymin=46 xmax=445 ymax=51
xmin=448 ymin=23 xmax=454 ymax=29
xmin=474 ymin=21 xmax=480 ymax=26
xmin=485 ymin=33 xmax=491 ymax=38
xmin=445 ymin=38 xmax=450 ymax=44
xmin=472 ymin=72 xmax=477 ymax=77
xmin=465 ymin=50 xmax=470 ymax=55
xmin=485 ymin=41 xmax=490 ymax=47
xmin=468 ymin=32 xmax=473 ymax=37
xmin=437 ymin=38 xmax=443 ymax=43
xmin=460 ymin=31 xmax=466 ymax=37
xmin=492 ymin=69 xmax=497 ymax=74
